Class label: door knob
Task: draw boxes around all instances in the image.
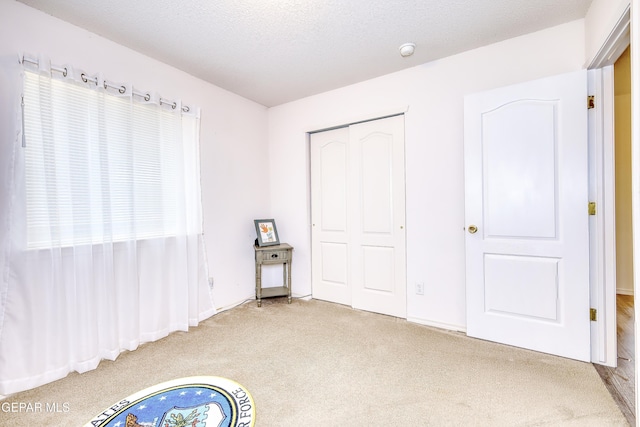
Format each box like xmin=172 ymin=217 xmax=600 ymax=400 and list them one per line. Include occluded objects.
xmin=468 ymin=225 xmax=478 ymax=234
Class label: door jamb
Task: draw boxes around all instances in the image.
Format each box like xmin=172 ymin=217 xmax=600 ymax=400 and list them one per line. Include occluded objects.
xmin=588 ymin=66 xmax=618 ymax=367
xmin=587 ymin=5 xmax=630 ymax=367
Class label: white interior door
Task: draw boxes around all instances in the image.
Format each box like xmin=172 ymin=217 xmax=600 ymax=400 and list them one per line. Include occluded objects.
xmin=464 ymin=70 xmax=591 ymax=361
xmin=310 ymin=115 xmax=406 ymax=318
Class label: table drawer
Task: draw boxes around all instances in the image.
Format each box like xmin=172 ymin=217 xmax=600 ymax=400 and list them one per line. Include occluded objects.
xmin=258 ymin=250 xmax=290 ymax=263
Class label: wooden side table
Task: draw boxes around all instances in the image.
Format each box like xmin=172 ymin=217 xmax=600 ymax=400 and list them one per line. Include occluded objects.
xmin=254 ymin=243 xmax=293 ymax=307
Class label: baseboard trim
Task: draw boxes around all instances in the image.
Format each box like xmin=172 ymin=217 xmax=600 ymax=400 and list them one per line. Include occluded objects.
xmin=407 ymin=317 xmax=467 ymax=333
xmin=216 ymin=293 xmax=313 ymax=313
xmin=617 ymin=289 xmax=635 ymax=296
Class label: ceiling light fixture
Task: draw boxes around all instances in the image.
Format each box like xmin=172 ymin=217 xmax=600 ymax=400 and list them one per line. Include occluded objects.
xmin=399 ymin=43 xmax=416 ymax=57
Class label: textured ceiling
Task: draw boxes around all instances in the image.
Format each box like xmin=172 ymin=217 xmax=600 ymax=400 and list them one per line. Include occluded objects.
xmin=16 ymin=0 xmax=594 ymax=107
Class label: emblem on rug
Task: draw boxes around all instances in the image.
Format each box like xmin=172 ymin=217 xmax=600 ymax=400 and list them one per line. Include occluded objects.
xmin=85 ymin=376 xmax=255 ymax=427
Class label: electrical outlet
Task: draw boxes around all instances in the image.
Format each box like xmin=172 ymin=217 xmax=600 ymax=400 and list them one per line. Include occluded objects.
xmin=416 ymin=282 xmax=424 ymax=295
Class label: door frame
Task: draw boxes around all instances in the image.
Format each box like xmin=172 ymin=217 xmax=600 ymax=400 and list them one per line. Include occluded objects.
xmin=630 ymin=0 xmax=640 ymax=421
xmin=587 ymin=5 xmax=630 ymax=368
xmin=588 ymin=65 xmax=618 ymax=367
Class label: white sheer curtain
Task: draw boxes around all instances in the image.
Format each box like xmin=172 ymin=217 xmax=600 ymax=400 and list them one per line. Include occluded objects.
xmin=0 ymin=55 xmax=215 ymax=395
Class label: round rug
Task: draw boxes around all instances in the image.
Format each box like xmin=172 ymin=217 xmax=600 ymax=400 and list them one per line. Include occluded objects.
xmin=84 ymin=376 xmax=255 ymax=427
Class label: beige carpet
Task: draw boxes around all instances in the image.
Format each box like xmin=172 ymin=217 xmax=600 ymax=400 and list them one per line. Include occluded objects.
xmin=0 ymin=298 xmax=629 ymax=426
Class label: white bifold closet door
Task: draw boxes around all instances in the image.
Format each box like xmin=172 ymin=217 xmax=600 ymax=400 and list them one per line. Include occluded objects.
xmin=310 ymin=115 xmax=406 ymax=318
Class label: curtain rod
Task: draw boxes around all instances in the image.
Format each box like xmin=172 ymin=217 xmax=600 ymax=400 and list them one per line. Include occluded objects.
xmin=22 ymin=56 xmax=67 ymax=77
xmin=21 ymin=55 xmax=191 ymax=113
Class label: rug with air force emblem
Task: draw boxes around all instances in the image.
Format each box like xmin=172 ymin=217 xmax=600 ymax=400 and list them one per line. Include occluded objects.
xmin=84 ymin=376 xmax=255 ymax=427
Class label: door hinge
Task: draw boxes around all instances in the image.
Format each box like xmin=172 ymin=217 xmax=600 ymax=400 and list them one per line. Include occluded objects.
xmin=587 ymin=95 xmax=595 ymax=109
xmin=588 ymin=202 xmax=596 ymax=216
xmin=590 ymin=308 xmax=597 ymax=321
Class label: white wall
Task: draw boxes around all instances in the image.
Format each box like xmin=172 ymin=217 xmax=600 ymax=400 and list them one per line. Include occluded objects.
xmin=2 ymin=2 xmax=610 ymax=327
xmin=268 ymin=20 xmax=586 ymax=330
xmin=585 ymin=0 xmax=631 ymax=66
xmin=0 ymin=1 xmax=270 ymax=311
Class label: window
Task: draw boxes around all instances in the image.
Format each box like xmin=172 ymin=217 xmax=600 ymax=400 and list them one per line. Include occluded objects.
xmin=2 ymin=60 xmax=213 ymax=396
xmin=22 ymin=70 xmax=198 ymax=249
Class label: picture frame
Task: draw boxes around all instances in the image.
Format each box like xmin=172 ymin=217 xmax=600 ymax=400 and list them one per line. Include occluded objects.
xmin=254 ymin=219 xmax=280 ymax=247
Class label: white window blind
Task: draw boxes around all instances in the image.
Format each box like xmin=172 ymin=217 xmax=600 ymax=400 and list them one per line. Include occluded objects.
xmin=1 ymin=60 xmax=214 ymax=395
xmin=22 ymin=70 xmax=193 ymax=249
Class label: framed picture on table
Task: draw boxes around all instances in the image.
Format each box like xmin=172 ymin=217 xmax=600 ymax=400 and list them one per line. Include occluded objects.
xmin=254 ymin=219 xmax=280 ymax=247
